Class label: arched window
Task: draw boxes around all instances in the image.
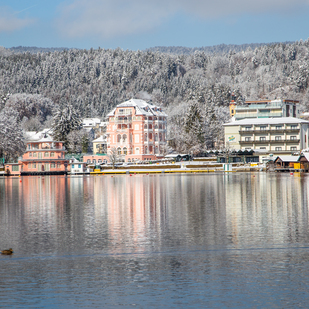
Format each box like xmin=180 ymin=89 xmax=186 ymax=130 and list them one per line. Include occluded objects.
xmin=117 ymin=147 xmax=122 ymax=155
xmin=144 ymin=124 xmax=147 ymax=129
xmin=149 ymin=146 xmax=153 ymax=154
xmin=123 ymin=134 xmax=127 ymax=142
xmin=145 ymin=146 xmax=148 ymax=154
xmin=159 ymin=133 xmax=162 ymax=141
xmin=123 ymin=147 xmax=127 ymax=155
xmin=117 ymin=134 xmax=121 ymax=143
xmin=149 ymin=124 xmax=152 ymax=129
xmin=144 ymin=133 xmax=147 ymax=141
xmin=128 ymin=158 xmax=131 ymax=162
xmin=155 ymin=134 xmax=158 ymax=141
xmin=149 ymin=133 xmax=152 ymax=140
xmin=155 ymin=146 xmax=158 ymax=154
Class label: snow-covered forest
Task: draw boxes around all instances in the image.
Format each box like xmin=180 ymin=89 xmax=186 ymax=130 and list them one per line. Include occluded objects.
xmin=1 ymin=39 xmax=309 ymax=155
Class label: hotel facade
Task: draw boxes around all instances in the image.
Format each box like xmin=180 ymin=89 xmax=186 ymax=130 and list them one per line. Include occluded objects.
xmin=223 ymin=117 xmax=309 ymax=154
xmin=106 ymin=99 xmax=167 ymax=162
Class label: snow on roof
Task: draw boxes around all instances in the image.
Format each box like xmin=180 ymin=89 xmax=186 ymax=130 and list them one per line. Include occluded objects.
xmin=276 ymin=155 xmax=300 ymax=162
xmin=223 ymin=117 xmax=309 ymax=126
xmin=92 ymin=135 xmax=106 ymax=143
xmin=106 ymin=99 xmax=167 ymax=117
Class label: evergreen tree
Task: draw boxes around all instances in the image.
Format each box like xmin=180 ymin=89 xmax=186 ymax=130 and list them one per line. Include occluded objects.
xmin=51 ymin=104 xmax=82 ymax=151
xmin=0 ymin=108 xmax=25 ymax=162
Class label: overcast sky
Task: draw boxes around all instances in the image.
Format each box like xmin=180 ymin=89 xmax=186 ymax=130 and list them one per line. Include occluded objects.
xmin=1 ymin=0 xmax=309 ymax=50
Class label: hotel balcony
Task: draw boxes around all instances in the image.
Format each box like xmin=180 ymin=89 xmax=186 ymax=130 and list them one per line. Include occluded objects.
xmin=239 ymin=139 xmax=300 ymax=144
xmin=115 ymin=117 xmax=132 ymax=123
xmin=239 ymin=128 xmax=299 ymax=134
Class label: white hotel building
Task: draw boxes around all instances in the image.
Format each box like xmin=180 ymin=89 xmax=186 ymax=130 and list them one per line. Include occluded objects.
xmin=223 ymin=117 xmax=309 ymax=154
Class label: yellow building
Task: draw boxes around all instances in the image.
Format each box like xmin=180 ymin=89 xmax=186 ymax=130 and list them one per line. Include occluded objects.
xmin=230 ymin=99 xmax=300 ymax=120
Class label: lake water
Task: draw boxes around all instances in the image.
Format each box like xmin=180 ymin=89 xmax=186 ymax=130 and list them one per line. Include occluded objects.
xmin=1 ymin=173 xmax=309 ymax=308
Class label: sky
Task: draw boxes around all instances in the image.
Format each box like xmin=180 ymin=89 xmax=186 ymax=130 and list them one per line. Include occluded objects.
xmin=1 ymin=0 xmax=309 ymax=50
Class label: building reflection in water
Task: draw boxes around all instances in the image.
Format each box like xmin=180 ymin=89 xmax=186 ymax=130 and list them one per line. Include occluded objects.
xmin=1 ymin=173 xmax=309 ymax=257
xmin=224 ymin=173 xmax=309 ymax=247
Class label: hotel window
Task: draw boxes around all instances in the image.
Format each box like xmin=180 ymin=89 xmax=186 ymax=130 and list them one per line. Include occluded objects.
xmin=57 ymin=163 xmax=61 ymax=168
xmin=290 ymin=136 xmax=297 ymax=140
xmin=276 ymin=126 xmax=282 ymax=130
xmin=275 ymin=147 xmax=282 ymax=151
xmin=32 ymin=163 xmax=36 ymax=169
xmin=117 ymin=148 xmax=121 ymax=155
xmin=260 ymin=137 xmax=266 ymax=141
xmin=245 ymin=126 xmax=251 ymax=131
xmin=245 ymin=137 xmax=251 ymax=141
xmin=291 ymin=125 xmax=297 ymax=129
xmin=50 ymin=152 xmax=55 ymax=157
xmin=123 ymin=147 xmax=127 ymax=155
xmin=29 ymin=152 xmax=32 ymax=157
xmin=44 ymin=152 xmax=49 ymax=157
xmin=260 ymin=126 xmax=266 ymax=130
xmin=290 ymin=147 xmax=297 ymax=151
xmin=275 ymin=136 xmax=282 ymax=141
xmin=51 ymin=163 xmax=56 ymax=168
xmin=33 ymin=152 xmax=37 ymax=157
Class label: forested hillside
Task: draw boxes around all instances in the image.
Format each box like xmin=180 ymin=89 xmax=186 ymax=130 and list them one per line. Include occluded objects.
xmin=1 ymin=40 xmax=309 ymax=153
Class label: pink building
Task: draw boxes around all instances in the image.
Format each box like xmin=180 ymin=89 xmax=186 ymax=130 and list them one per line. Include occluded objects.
xmin=106 ymin=99 xmax=167 ymax=162
xmin=5 ymin=132 xmax=69 ymax=176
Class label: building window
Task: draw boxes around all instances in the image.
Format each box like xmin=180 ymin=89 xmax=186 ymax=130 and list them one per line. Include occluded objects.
xmin=245 ymin=126 xmax=251 ymax=131
xmin=123 ymin=147 xmax=127 ymax=155
xmin=144 ymin=134 xmax=147 ymax=141
xmin=275 ymin=147 xmax=282 ymax=151
xmin=275 ymin=136 xmax=282 ymax=141
xmin=78 ymin=164 xmax=81 ymax=168
xmin=50 ymin=152 xmax=55 ymax=157
xmin=145 ymin=146 xmax=148 ymax=154
xmin=260 ymin=126 xmax=267 ymax=130
xmin=123 ymin=134 xmax=127 ymax=142
xmin=117 ymin=134 xmax=121 ymax=143
xmin=12 ymin=165 xmax=19 ymax=171
xmin=290 ymin=136 xmax=297 ymax=140
xmin=276 ymin=126 xmax=282 ymax=130
xmin=32 ymin=163 xmax=36 ymax=169
xmin=245 ymin=137 xmax=251 ymax=141
xmin=291 ymin=125 xmax=298 ymax=129
xmin=117 ymin=148 xmax=121 ymax=155
xmin=135 ymin=147 xmax=140 ymax=154
xmin=290 ymin=147 xmax=297 ymax=151
xmin=44 ymin=152 xmax=49 ymax=157
xmin=72 ymin=164 xmax=74 ymax=168
xmin=260 ymin=147 xmax=266 ymax=149
xmin=51 ymin=163 xmax=56 ymax=168
xmin=57 ymin=163 xmax=61 ymax=168
xmin=33 ymin=152 xmax=37 ymax=157
xmin=149 ymin=124 xmax=152 ymax=129
xmin=29 ymin=152 xmax=32 ymax=157
xmin=144 ymin=124 xmax=147 ymax=129
xmin=87 ymin=159 xmax=91 ymax=164
xmin=260 ymin=137 xmax=266 ymax=141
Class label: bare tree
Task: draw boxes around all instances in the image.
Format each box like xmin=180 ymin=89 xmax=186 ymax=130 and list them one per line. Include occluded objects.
xmin=107 ymin=147 xmax=120 ymax=169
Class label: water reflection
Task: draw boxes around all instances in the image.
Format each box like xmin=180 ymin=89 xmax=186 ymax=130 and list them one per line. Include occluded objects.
xmin=1 ymin=173 xmax=309 ymax=308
